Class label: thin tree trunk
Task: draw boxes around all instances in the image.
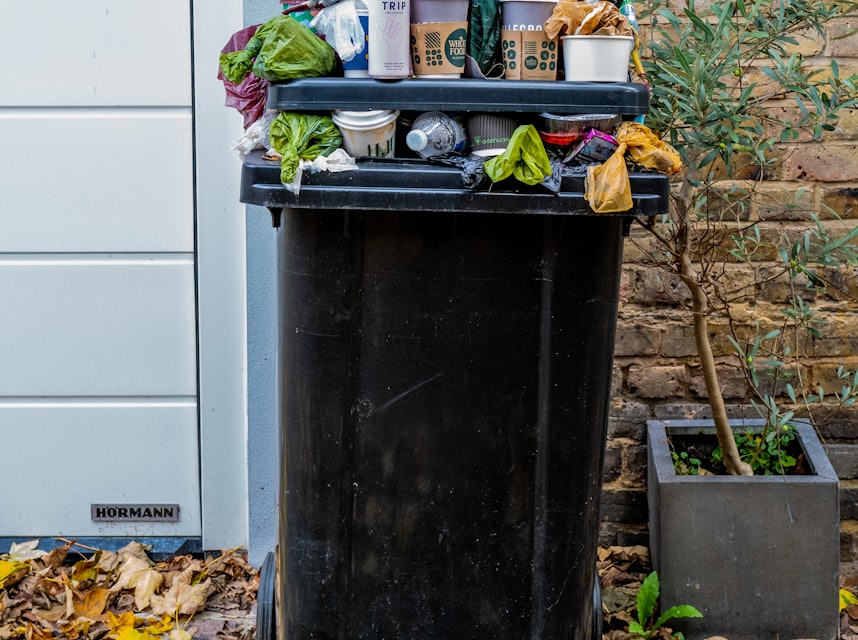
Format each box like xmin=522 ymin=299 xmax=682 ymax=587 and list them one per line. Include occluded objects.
xmin=679 ymin=251 xmax=753 ymax=476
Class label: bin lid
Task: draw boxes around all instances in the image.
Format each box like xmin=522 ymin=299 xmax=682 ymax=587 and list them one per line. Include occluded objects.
xmin=266 ymin=78 xmax=650 ymax=115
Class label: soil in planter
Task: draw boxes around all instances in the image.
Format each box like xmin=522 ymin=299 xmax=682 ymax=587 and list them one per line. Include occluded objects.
xmin=668 ymin=427 xmax=810 ymax=476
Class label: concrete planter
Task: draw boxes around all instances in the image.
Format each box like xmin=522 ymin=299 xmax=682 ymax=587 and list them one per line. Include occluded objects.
xmin=647 ymin=419 xmax=840 ymax=640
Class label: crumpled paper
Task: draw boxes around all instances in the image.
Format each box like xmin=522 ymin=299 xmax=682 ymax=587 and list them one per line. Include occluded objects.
xmin=231 ymin=110 xmax=279 ymax=158
xmin=545 ymin=0 xmax=632 ymax=39
xmin=286 ymin=148 xmax=358 ymax=194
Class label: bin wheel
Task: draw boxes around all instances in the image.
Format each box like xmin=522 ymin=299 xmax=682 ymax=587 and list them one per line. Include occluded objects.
xmin=256 ymin=551 xmax=277 ymax=640
xmin=592 ymin=575 xmax=603 ymax=640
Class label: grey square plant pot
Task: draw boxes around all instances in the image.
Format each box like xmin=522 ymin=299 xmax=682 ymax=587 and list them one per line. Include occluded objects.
xmin=647 ymin=419 xmax=840 ymax=640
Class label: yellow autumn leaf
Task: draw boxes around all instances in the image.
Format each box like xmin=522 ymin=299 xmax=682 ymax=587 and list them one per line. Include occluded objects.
xmin=107 ymin=610 xmax=138 ymax=635
xmin=71 ymin=554 xmax=101 ymax=586
xmin=0 ymin=560 xmax=29 ymax=589
xmin=840 ymin=587 xmax=858 ymax=612
xmin=142 ymin=615 xmax=174 ymax=635
xmin=60 ymin=617 xmax=91 ymax=639
xmin=72 ymin=586 xmax=111 ymax=620
xmin=116 ymin=627 xmax=160 ymax=640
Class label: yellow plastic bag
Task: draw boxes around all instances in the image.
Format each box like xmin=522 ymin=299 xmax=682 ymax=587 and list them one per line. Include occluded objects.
xmin=585 ymin=142 xmax=632 ymax=213
xmin=584 ymin=122 xmax=682 ymax=213
xmin=617 ymin=121 xmax=682 ymax=175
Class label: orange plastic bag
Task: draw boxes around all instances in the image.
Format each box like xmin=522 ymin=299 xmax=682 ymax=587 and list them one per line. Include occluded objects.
xmin=584 ymin=143 xmax=632 ymax=213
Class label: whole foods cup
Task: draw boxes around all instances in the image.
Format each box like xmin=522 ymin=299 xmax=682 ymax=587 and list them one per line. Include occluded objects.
xmin=410 ymin=0 xmax=469 ymax=78
xmin=332 ymin=110 xmax=399 ymax=157
xmin=466 ymin=113 xmax=517 ymax=157
xmin=561 ymin=35 xmax=634 ymax=82
xmin=499 ymin=0 xmax=558 ymax=81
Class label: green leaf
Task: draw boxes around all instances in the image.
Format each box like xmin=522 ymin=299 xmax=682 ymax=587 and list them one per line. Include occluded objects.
xmin=652 ymin=604 xmax=704 ymax=631
xmin=637 ymin=572 xmax=660 ymax=626
xmin=628 ymin=620 xmax=648 ymax=636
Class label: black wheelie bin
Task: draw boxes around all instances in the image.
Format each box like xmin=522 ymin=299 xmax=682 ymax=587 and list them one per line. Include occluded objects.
xmin=241 ymin=78 xmax=669 ymax=640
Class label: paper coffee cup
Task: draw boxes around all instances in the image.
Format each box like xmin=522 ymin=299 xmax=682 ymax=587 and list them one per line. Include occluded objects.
xmin=499 ymin=0 xmax=556 ymax=30
xmin=332 ymin=110 xmax=399 ymax=157
xmin=466 ymin=114 xmax=517 ymax=157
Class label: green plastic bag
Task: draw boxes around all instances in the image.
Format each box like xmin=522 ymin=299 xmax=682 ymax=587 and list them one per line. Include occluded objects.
xmin=468 ymin=0 xmax=503 ymax=76
xmin=219 ymin=15 xmax=336 ymax=84
xmin=484 ymin=125 xmax=552 ymax=186
xmin=269 ymin=112 xmax=343 ymax=183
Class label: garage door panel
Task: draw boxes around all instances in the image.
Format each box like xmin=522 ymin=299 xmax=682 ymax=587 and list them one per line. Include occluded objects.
xmin=2 ymin=3 xmax=191 ymax=106
xmin=0 ymin=404 xmax=200 ymax=537
xmin=0 ymin=111 xmax=193 ymax=253
xmin=0 ymin=260 xmax=196 ymax=396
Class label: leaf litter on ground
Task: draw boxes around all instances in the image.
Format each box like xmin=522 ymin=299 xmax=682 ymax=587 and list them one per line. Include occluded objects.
xmin=0 ymin=540 xmax=257 ymax=640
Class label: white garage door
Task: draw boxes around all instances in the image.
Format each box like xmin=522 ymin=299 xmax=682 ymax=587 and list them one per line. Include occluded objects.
xmin=0 ymin=2 xmax=200 ymax=539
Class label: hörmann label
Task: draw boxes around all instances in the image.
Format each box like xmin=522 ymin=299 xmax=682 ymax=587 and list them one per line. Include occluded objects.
xmin=91 ymin=504 xmax=180 ymax=522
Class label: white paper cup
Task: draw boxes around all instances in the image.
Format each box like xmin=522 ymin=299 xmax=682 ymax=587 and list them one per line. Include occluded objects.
xmin=500 ymin=0 xmax=556 ymax=31
xmin=332 ymin=110 xmax=399 ymax=157
xmin=561 ymin=35 xmax=634 ymax=82
xmin=411 ymin=0 xmax=468 ymax=22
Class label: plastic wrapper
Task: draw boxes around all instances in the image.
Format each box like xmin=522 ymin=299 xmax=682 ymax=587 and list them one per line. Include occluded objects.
xmin=269 ymin=112 xmax=343 ymax=184
xmin=564 ymin=129 xmax=619 ymax=165
xmin=484 ymin=125 xmax=552 ymax=186
xmin=545 ymin=0 xmax=632 ymax=39
xmin=218 ymin=25 xmax=269 ymax=128
xmin=310 ymin=0 xmax=365 ymax=63
xmin=219 ymin=15 xmax=336 ymax=84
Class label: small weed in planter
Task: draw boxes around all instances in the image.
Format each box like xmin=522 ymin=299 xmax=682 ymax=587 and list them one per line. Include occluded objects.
xmin=628 ymin=571 xmax=702 ymax=640
xmin=670 ymin=424 xmax=801 ymax=476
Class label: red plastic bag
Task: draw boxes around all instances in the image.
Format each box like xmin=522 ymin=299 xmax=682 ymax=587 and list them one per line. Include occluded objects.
xmin=218 ymin=25 xmax=269 ymax=129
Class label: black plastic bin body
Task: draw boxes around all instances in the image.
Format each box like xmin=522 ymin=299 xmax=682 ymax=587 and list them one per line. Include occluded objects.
xmin=240 ymin=79 xmax=670 ymax=640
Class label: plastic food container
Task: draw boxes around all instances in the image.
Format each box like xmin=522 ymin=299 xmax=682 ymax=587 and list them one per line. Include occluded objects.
xmin=536 ymin=112 xmax=619 ymax=152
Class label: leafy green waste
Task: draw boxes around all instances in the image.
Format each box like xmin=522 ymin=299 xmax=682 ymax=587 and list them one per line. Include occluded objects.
xmin=219 ymin=15 xmax=336 ymax=84
xmin=269 ymin=112 xmax=343 ymax=184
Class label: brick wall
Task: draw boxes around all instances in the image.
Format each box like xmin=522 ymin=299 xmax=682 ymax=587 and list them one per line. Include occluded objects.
xmin=601 ymin=13 xmax=858 ymax=571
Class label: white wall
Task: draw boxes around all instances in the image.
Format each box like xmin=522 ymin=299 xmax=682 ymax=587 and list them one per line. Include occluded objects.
xmin=0 ymin=1 xmax=248 ymax=551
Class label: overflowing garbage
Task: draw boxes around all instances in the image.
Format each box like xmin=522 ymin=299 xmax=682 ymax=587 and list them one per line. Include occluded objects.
xmin=219 ymin=0 xmax=680 ymax=205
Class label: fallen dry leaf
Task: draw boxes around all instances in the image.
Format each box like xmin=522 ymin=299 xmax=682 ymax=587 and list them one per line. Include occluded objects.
xmin=150 ymin=567 xmax=211 ymax=618
xmin=112 ymin=550 xmax=163 ymax=611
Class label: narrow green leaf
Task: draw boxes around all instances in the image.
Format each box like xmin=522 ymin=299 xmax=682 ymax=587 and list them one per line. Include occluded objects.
xmin=652 ymin=604 xmax=704 ymax=632
xmin=637 ymin=572 xmax=660 ymax=627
